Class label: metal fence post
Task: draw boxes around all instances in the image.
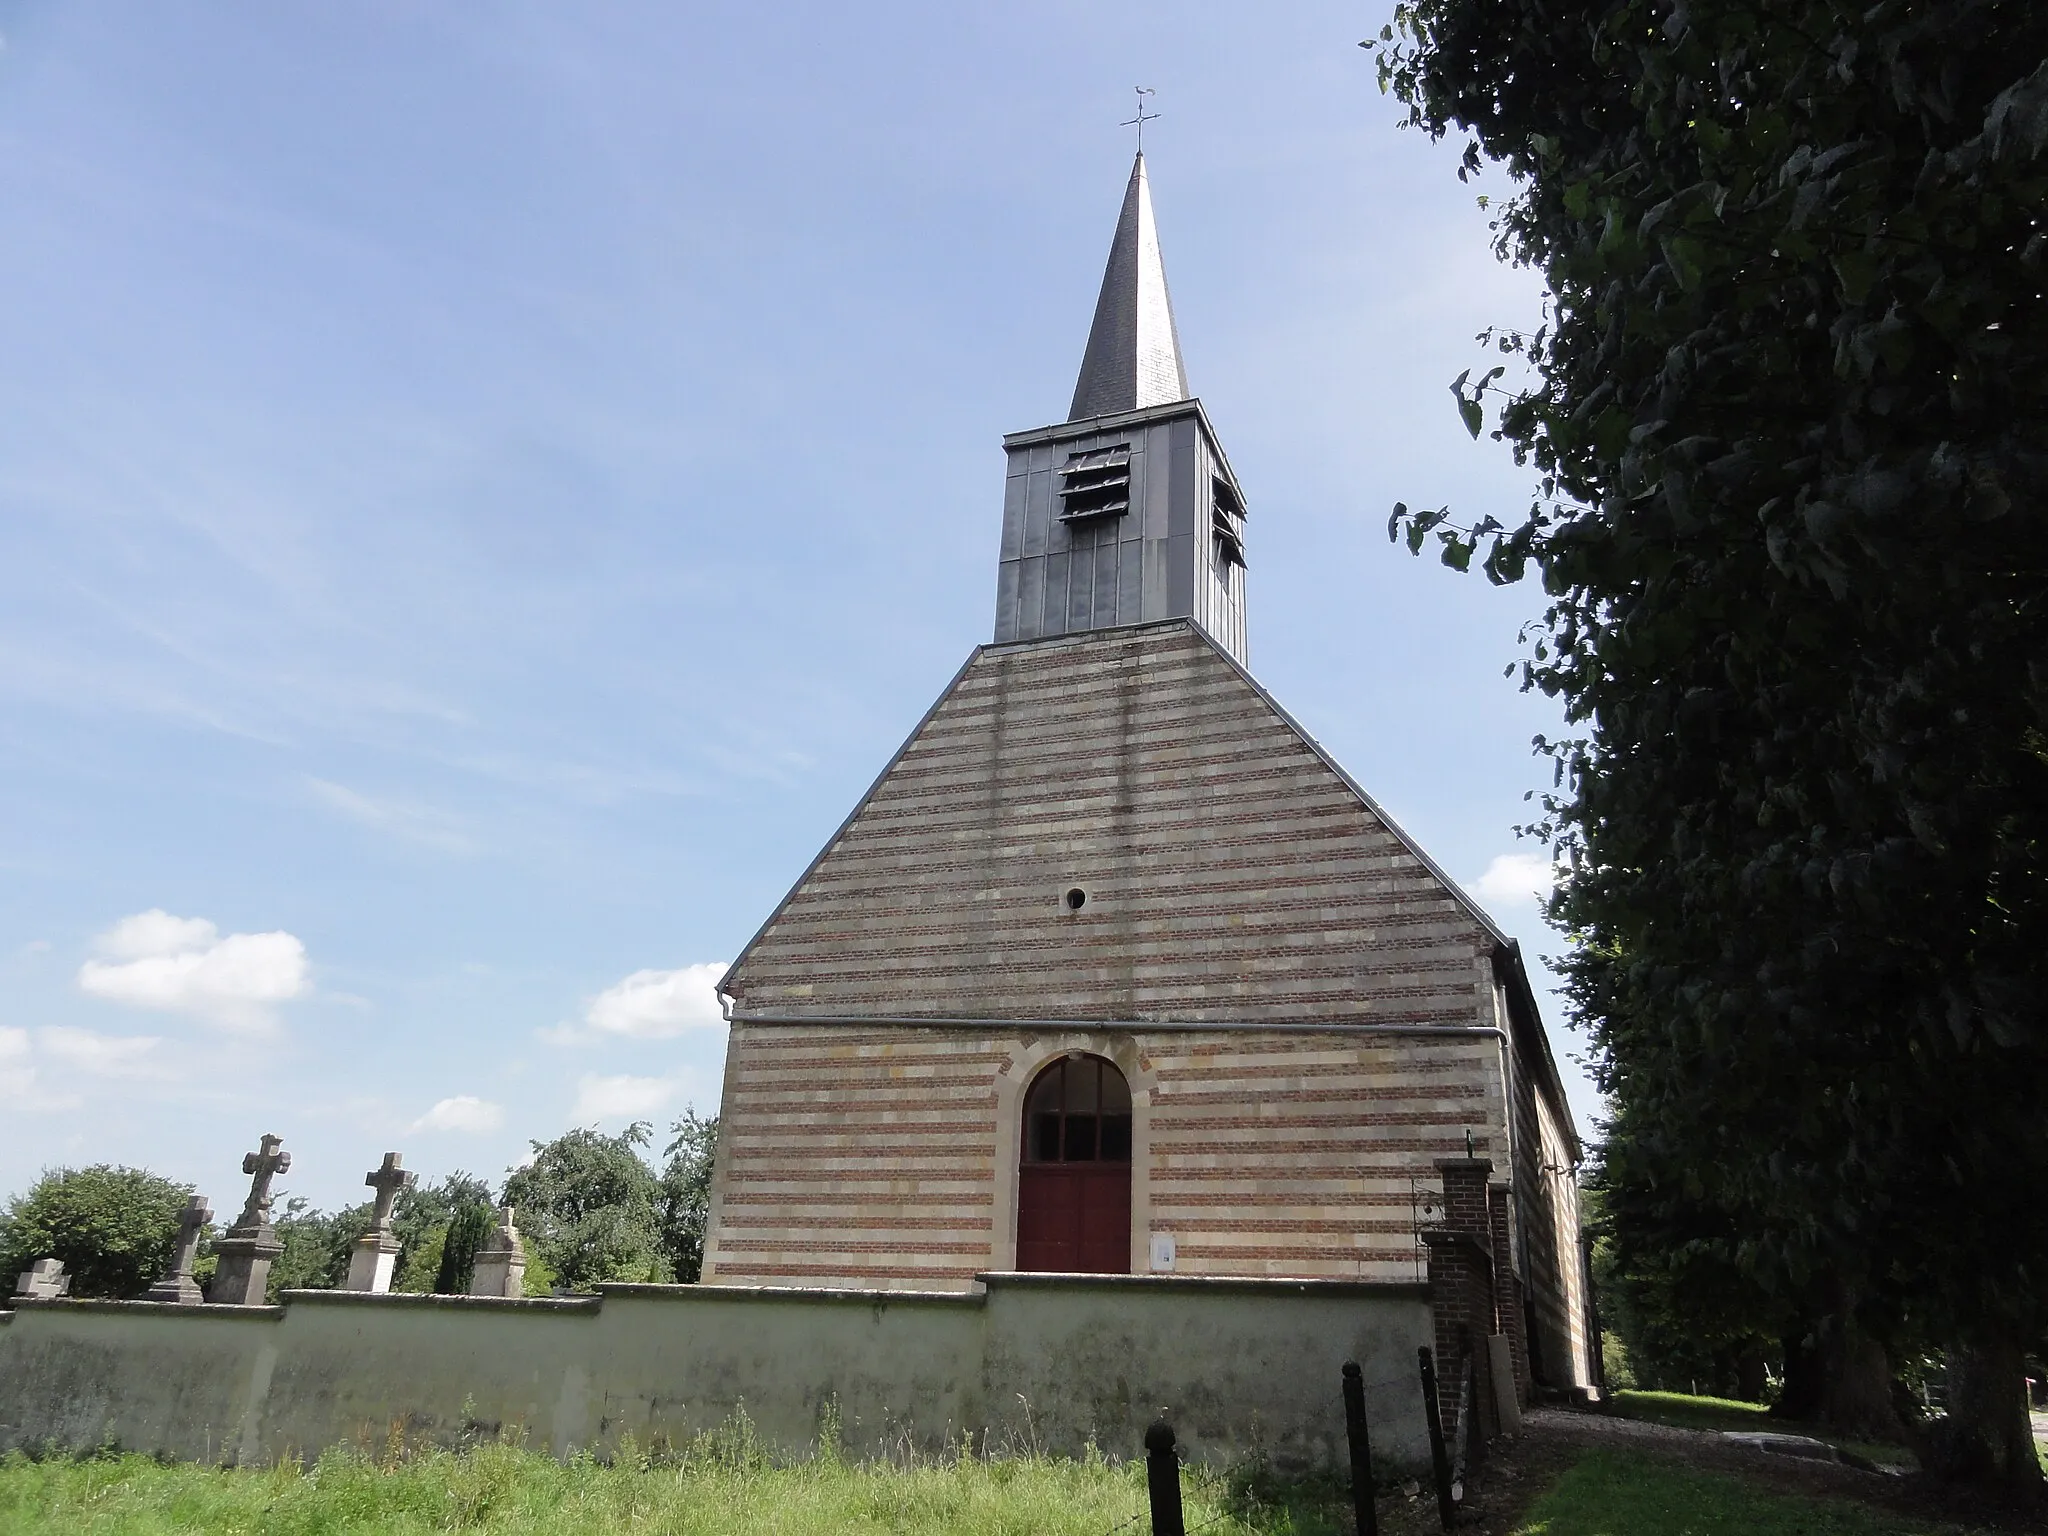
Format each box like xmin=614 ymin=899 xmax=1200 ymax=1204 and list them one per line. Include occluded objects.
xmin=1418 ymin=1346 xmax=1454 ymax=1531
xmin=1341 ymin=1361 xmax=1379 ymax=1536
xmin=1144 ymin=1416 xmax=1186 ymax=1536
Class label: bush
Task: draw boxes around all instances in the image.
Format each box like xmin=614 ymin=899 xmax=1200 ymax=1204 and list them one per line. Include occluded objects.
xmin=0 ymin=1165 xmax=200 ymax=1299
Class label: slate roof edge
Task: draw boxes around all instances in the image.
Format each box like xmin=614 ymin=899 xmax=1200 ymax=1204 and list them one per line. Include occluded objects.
xmin=1194 ymin=622 xmax=1583 ymax=1160
xmin=719 ymin=646 xmax=985 ymax=1004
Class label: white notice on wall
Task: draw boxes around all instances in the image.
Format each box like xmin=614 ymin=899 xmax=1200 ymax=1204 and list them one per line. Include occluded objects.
xmin=1148 ymin=1233 xmax=1176 ymax=1272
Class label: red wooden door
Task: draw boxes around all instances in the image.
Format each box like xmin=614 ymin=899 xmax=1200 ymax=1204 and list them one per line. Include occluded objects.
xmin=1017 ymin=1165 xmax=1131 ymax=1272
xmin=1015 ymin=1054 xmax=1132 ymax=1274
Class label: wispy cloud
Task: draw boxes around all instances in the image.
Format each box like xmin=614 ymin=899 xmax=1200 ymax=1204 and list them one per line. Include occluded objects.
xmin=77 ymin=909 xmax=310 ymax=1032
xmin=38 ymin=1025 xmax=169 ymax=1079
xmin=1472 ymin=853 xmax=1558 ymax=908
xmin=540 ymin=961 xmax=727 ymax=1046
xmin=571 ymin=1072 xmax=677 ymax=1122
xmin=411 ymin=1094 xmax=505 ymax=1133
xmin=307 ymin=777 xmax=477 ymax=854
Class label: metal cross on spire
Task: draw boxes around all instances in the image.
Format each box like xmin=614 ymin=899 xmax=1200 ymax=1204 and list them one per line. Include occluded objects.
xmin=1121 ymin=86 xmax=1158 ymax=152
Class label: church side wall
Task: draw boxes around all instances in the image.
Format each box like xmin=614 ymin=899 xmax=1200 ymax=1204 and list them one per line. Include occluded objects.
xmin=1526 ymin=1088 xmax=1592 ymax=1390
xmin=706 ymin=1021 xmax=1514 ymax=1290
xmin=1494 ymin=982 xmax=1593 ymax=1394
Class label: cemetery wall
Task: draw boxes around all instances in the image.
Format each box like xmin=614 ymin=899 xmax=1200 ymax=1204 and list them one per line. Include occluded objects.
xmin=0 ymin=1271 xmax=1432 ymax=1474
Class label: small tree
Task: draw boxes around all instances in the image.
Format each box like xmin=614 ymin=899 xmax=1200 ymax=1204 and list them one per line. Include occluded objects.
xmin=434 ymin=1201 xmax=496 ymax=1295
xmin=659 ymin=1111 xmax=720 ymax=1283
xmin=0 ymin=1165 xmax=201 ymax=1299
xmin=390 ymin=1172 xmax=494 ymax=1294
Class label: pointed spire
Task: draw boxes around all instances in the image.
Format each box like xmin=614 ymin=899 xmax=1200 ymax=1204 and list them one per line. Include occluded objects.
xmin=1068 ymin=153 xmax=1190 ymax=421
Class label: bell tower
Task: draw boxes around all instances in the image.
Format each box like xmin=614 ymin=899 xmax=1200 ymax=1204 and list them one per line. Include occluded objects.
xmin=992 ymin=154 xmax=1249 ymax=664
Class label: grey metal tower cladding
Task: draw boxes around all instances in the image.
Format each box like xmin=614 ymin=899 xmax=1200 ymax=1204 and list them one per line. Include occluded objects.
xmin=993 ymin=153 xmax=1249 ymax=665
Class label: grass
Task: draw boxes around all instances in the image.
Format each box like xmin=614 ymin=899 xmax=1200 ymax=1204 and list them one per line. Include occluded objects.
xmin=1605 ymin=1389 xmax=1772 ymax=1435
xmin=1510 ymin=1448 xmax=1973 ymax=1535
xmin=0 ymin=1437 xmax=1344 ymax=1536
xmin=1606 ymin=1389 xmax=1915 ymax=1469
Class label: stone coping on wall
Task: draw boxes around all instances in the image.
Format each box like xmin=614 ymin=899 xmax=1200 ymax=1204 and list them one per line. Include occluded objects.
xmin=7 ymin=1298 xmax=287 ymax=1320
xmin=975 ymin=1271 xmax=1433 ymax=1301
xmin=281 ymin=1290 xmax=601 ymax=1313
xmin=4 ymin=1274 xmax=1433 ymax=1318
xmin=599 ymin=1282 xmax=982 ymax=1306
xmin=1420 ymin=1229 xmax=1494 ymax=1262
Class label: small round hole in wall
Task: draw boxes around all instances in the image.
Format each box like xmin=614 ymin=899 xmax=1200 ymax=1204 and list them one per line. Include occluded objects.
xmin=1064 ymin=887 xmax=1087 ymax=912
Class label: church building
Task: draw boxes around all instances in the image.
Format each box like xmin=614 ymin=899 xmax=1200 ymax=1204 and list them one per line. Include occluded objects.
xmin=702 ymin=155 xmax=1595 ymax=1394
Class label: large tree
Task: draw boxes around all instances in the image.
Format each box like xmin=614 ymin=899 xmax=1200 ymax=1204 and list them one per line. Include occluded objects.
xmin=1371 ymin=0 xmax=2048 ymax=1493
xmin=502 ymin=1123 xmax=668 ymax=1291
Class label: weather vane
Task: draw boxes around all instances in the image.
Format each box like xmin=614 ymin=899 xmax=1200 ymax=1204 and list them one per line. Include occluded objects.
xmin=1121 ymin=87 xmax=1159 ymax=152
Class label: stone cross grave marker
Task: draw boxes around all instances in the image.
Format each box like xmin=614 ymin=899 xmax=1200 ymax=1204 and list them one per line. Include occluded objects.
xmin=208 ymin=1134 xmax=291 ymax=1306
xmin=13 ymin=1257 xmax=70 ymax=1301
xmin=146 ymin=1194 xmax=213 ymax=1304
xmin=468 ymin=1205 xmax=527 ymax=1298
xmin=344 ymin=1151 xmax=416 ymax=1293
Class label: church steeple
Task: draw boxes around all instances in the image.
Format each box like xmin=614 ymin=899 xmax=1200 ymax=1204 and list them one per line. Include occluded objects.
xmin=1068 ymin=154 xmax=1189 ymax=421
xmin=993 ymin=155 xmax=1249 ymax=666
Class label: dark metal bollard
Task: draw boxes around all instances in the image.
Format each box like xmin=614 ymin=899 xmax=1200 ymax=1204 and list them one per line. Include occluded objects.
xmin=1341 ymin=1362 xmax=1380 ymax=1536
xmin=1144 ymin=1416 xmax=1186 ymax=1536
xmin=1418 ymin=1346 xmax=1455 ymax=1531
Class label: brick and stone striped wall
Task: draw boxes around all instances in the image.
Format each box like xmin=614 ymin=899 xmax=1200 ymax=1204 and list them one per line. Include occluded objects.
xmin=719 ymin=621 xmax=1500 ymax=1025
xmin=703 ymin=1021 xmax=1511 ymax=1291
xmin=706 ymin=619 xmax=1592 ymax=1389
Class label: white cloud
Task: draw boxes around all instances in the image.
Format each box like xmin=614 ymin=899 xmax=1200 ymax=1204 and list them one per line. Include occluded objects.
xmin=96 ymin=909 xmax=219 ymax=961
xmin=38 ymin=1026 xmax=166 ymax=1079
xmin=541 ymin=961 xmax=728 ymax=1045
xmin=1472 ymin=853 xmax=1559 ymax=907
xmin=78 ymin=908 xmax=310 ymax=1031
xmin=412 ymin=1094 xmax=505 ymax=1134
xmin=572 ymin=1073 xmax=676 ymax=1122
xmin=307 ymin=778 xmax=475 ymax=854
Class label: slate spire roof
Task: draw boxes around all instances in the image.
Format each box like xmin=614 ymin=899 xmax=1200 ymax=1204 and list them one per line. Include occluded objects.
xmin=1067 ymin=153 xmax=1190 ymax=421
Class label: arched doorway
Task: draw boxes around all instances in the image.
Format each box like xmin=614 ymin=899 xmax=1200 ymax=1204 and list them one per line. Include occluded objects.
xmin=1016 ymin=1053 xmax=1132 ymax=1273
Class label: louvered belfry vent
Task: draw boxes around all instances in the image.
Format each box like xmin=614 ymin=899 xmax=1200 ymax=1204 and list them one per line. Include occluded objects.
xmin=1057 ymin=444 xmax=1133 ymax=522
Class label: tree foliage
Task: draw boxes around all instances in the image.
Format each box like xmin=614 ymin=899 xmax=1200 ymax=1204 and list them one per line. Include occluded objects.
xmin=659 ymin=1111 xmax=719 ymax=1285
xmin=434 ymin=1200 xmax=497 ymax=1296
xmin=502 ymin=1124 xmax=668 ymax=1291
xmin=0 ymin=1165 xmax=205 ymax=1300
xmin=265 ymin=1172 xmax=493 ymax=1300
xmin=1370 ymin=0 xmax=2048 ymax=1491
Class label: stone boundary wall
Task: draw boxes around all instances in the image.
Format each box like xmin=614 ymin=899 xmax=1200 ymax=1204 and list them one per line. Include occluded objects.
xmin=0 ymin=1273 xmax=1433 ymax=1476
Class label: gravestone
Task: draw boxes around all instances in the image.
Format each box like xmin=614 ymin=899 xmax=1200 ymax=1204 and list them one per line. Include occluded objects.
xmin=13 ymin=1257 xmax=70 ymax=1301
xmin=468 ymin=1205 xmax=526 ymax=1298
xmin=208 ymin=1134 xmax=290 ymax=1305
xmin=146 ymin=1194 xmax=213 ymax=1304
xmin=344 ymin=1151 xmax=416 ymax=1293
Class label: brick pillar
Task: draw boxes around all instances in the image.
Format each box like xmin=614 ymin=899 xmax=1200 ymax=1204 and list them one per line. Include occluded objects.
xmin=1436 ymin=1157 xmax=1494 ymax=1253
xmin=1488 ymin=1183 xmax=1531 ymax=1407
xmin=1425 ymin=1158 xmax=1498 ymax=1452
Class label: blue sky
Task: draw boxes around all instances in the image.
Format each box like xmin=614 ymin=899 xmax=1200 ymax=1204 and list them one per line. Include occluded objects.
xmin=0 ymin=1 xmax=1593 ymax=1213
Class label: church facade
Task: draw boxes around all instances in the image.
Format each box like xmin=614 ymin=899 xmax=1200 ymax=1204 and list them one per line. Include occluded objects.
xmin=702 ymin=155 xmax=1595 ymax=1395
